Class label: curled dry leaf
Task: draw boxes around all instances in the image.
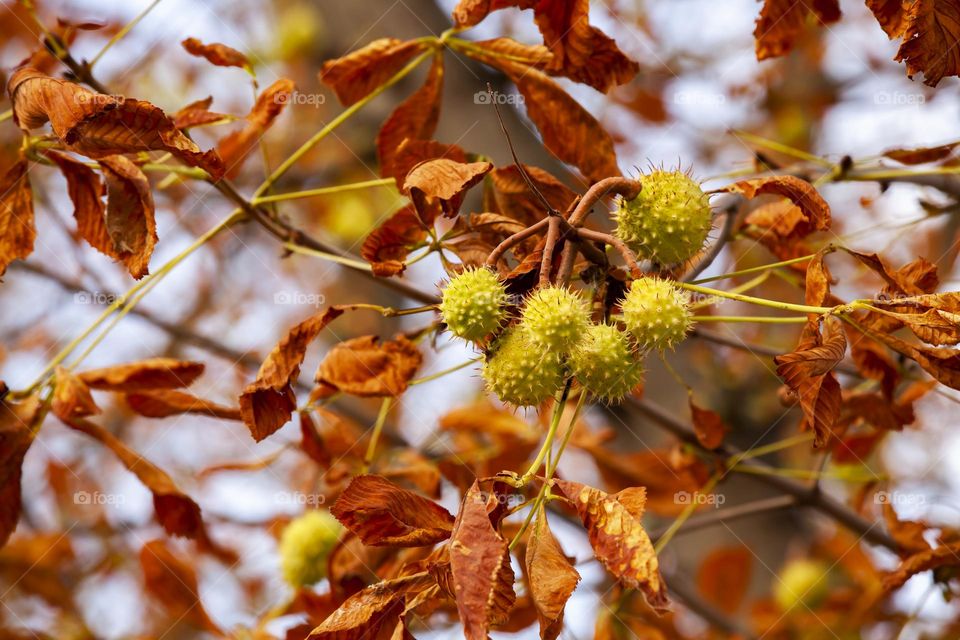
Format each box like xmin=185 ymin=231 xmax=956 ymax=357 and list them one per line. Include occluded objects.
xmin=866 ymin=0 xmax=913 ymax=38
xmin=377 ymin=54 xmax=444 ymax=183
xmin=0 ymin=158 xmax=35 ymax=275
xmin=449 ymin=482 xmax=517 ymax=640
xmin=125 ymin=389 xmax=241 ymax=421
xmin=403 ymin=158 xmax=493 ymax=219
xmin=173 ymin=96 xmax=229 ymax=130
xmin=315 ymin=334 xmax=422 ymax=398
xmin=753 ymin=0 xmax=841 ymax=60
xmin=871 ymin=331 xmax=960 ymax=391
xmin=330 ymin=474 xmax=455 ymax=547
xmin=8 ymin=68 xmax=224 ymax=179
xmin=239 ymin=307 xmax=345 ymax=441
xmin=51 ymin=366 xmax=100 ymax=420
xmin=319 ymin=38 xmax=428 ymax=106
xmin=452 ymin=0 xmax=638 ymax=92
xmin=525 ymin=505 xmax=580 ymax=640
xmin=99 ymin=155 xmax=157 ymax=279
xmin=181 ymin=37 xmax=249 ymax=69
xmin=307 ymin=571 xmax=436 ymax=639
xmin=77 ymin=357 xmax=204 ymax=391
xmin=720 ymin=175 xmax=831 ymax=235
xmin=883 ymin=142 xmax=959 ymax=165
xmin=360 ymin=205 xmax=426 ymax=277
xmin=553 ymin=480 xmax=668 ymax=612
xmin=217 ymin=78 xmax=295 ymax=179
xmin=63 ymin=417 xmax=203 ymax=538
xmin=689 ymin=397 xmax=727 ymax=450
xmin=140 ymin=540 xmax=222 ymax=635
xmin=893 ymin=0 xmax=960 ymax=86
xmin=883 ymin=539 xmax=960 ymax=593
xmin=0 ymin=395 xmax=40 ymax=547
xmin=775 ymin=318 xmax=846 ymax=447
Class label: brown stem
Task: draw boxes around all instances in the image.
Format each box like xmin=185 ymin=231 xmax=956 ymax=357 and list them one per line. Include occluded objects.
xmin=484 ymin=217 xmax=550 ymax=269
xmin=539 ymin=216 xmax=561 ymax=286
xmin=567 ymin=177 xmax=641 ymax=227
xmin=576 ymin=228 xmax=643 ymax=277
xmin=682 ymin=209 xmax=737 ymax=282
xmin=650 ymin=494 xmax=795 ymax=541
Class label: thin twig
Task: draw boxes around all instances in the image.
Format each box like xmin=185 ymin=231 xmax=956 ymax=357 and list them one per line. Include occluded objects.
xmin=539 ymin=216 xmax=561 ymax=286
xmin=567 ymin=176 xmax=641 ymax=227
xmin=485 ymin=217 xmax=550 ymax=268
xmin=576 ymin=228 xmax=643 ymax=277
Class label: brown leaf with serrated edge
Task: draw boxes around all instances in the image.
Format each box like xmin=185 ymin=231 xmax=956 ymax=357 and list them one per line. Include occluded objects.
xmin=377 ymin=54 xmax=444 ymax=183
xmin=140 ymin=540 xmax=222 ymax=635
xmin=315 ymin=334 xmax=422 ymax=397
xmin=51 ymin=367 xmax=100 ymax=420
xmin=8 ymin=68 xmax=223 ymax=179
xmin=97 ymin=155 xmax=157 ymax=279
xmin=330 ymin=475 xmax=454 ymax=546
xmin=477 ymin=55 xmax=621 ymax=183
xmin=240 ymin=307 xmax=345 ymax=441
xmin=720 ymin=175 xmax=831 ymax=235
xmin=472 ymin=38 xmax=554 ymax=72
xmin=452 ymin=2 xmax=638 ymax=92
xmin=217 ymin=78 xmax=294 ymax=178
xmin=0 ymin=158 xmax=35 ymax=275
xmin=307 ymin=571 xmax=436 ymax=639
xmin=77 ymin=358 xmax=204 ymax=391
xmin=125 ymin=389 xmax=241 ymax=420
xmin=697 ymin=546 xmax=752 ymax=614
xmin=0 ymin=396 xmax=39 ymax=547
xmin=867 ymin=0 xmax=912 ymax=38
xmin=404 ymin=158 xmax=492 ymax=219
xmin=883 ymin=539 xmax=960 ymax=593
xmin=754 ymin=0 xmax=841 ymax=60
xmin=173 ymin=96 xmax=228 ymax=130
xmin=895 ymin=0 xmax=960 ymax=86
xmin=181 ymin=37 xmax=249 ymax=69
xmin=775 ymin=318 xmax=846 ymax=447
xmin=846 ymin=324 xmax=900 ymax=398
xmin=319 ymin=38 xmax=428 ymax=106
xmin=526 ymin=504 xmax=580 ymax=639
xmin=689 ymin=398 xmax=727 ymax=450
xmin=46 ymin=151 xmax=118 ymax=266
xmin=449 ymin=482 xmax=517 ymax=639
xmin=884 ymin=142 xmax=959 ymax=165
xmin=871 ymin=331 xmax=960 ymax=390
xmin=804 ymin=246 xmax=835 ymax=308
xmin=361 ymin=205 xmax=428 ymax=277
xmin=553 ymin=480 xmax=668 ymax=611
xmin=64 ymin=417 xmax=202 ymax=537
xmin=389 ymin=139 xmax=468 ymax=190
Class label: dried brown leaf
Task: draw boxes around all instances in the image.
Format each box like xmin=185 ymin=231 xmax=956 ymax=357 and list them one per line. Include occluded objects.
xmin=315 ymin=334 xmax=422 ymax=398
xmin=98 ymin=155 xmax=157 ymax=279
xmin=125 ymin=389 xmax=241 ymax=420
xmin=330 ymin=475 xmax=455 ymax=546
xmin=319 ymin=39 xmax=428 ymax=106
xmin=696 ymin=546 xmax=752 ymax=614
xmin=754 ymin=0 xmax=841 ymax=60
xmin=240 ymin=307 xmax=345 ymax=441
xmin=689 ymin=398 xmax=727 ymax=450
xmin=77 ymin=358 xmax=204 ymax=391
xmin=0 ymin=396 xmax=40 ymax=547
xmin=0 ymin=158 xmax=35 ymax=275
xmin=403 ymin=158 xmax=492 ymax=219
xmin=217 ymin=78 xmax=294 ymax=178
xmin=553 ymin=480 xmax=668 ymax=612
xmin=140 ymin=540 xmax=221 ymax=635
xmin=525 ymin=505 xmax=580 ymax=639
xmin=360 ymin=205 xmax=429 ymax=277
xmin=181 ymin=37 xmax=249 ymax=69
xmin=894 ymin=0 xmax=960 ymax=86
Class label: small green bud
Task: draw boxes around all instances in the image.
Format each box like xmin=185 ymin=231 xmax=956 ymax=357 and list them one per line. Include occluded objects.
xmin=615 ymin=169 xmax=712 ymax=265
xmin=278 ymin=510 xmax=343 ymax=588
xmin=519 ymin=286 xmax=591 ymax=352
xmin=569 ymin=324 xmax=644 ymax=402
xmin=440 ymin=267 xmax=509 ymax=343
xmin=482 ymin=327 xmax=564 ymax=407
xmin=621 ymin=277 xmax=693 ymax=350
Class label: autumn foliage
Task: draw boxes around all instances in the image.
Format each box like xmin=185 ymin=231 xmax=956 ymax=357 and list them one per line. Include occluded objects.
xmin=4 ymin=0 xmax=960 ymax=638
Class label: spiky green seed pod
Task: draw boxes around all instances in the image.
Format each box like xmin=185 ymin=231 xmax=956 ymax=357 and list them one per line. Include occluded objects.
xmin=278 ymin=510 xmax=343 ymax=588
xmin=440 ymin=267 xmax=509 ymax=343
xmin=519 ymin=286 xmax=591 ymax=352
xmin=621 ymin=277 xmax=693 ymax=350
xmin=569 ymin=324 xmax=644 ymax=402
xmin=482 ymin=328 xmax=564 ymax=407
xmin=614 ymin=169 xmax=712 ymax=265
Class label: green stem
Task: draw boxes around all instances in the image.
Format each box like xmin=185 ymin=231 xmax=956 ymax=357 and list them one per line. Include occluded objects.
xmin=282 ymin=242 xmax=373 ymax=271
xmin=254 ymin=50 xmax=432 ymax=197
xmin=730 ymin=130 xmax=833 ymax=167
xmin=654 ymin=473 xmax=721 ymax=553
xmin=520 ymin=384 xmax=571 ymax=485
xmin=731 ymin=465 xmax=882 ymax=482
xmin=0 ymin=109 xmax=12 ymax=124
xmin=252 ymin=178 xmax=397 ymax=204
xmin=734 ymin=432 xmax=815 ymax=460
xmin=676 ymin=282 xmax=833 ymax=315
xmin=363 ymin=397 xmax=392 ymax=471
xmin=409 ymin=357 xmax=480 ymax=386
xmin=89 ymin=0 xmax=164 ymax=67
xmin=689 ymin=254 xmax=815 ymax=284
xmin=691 ymin=315 xmax=810 ymax=324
